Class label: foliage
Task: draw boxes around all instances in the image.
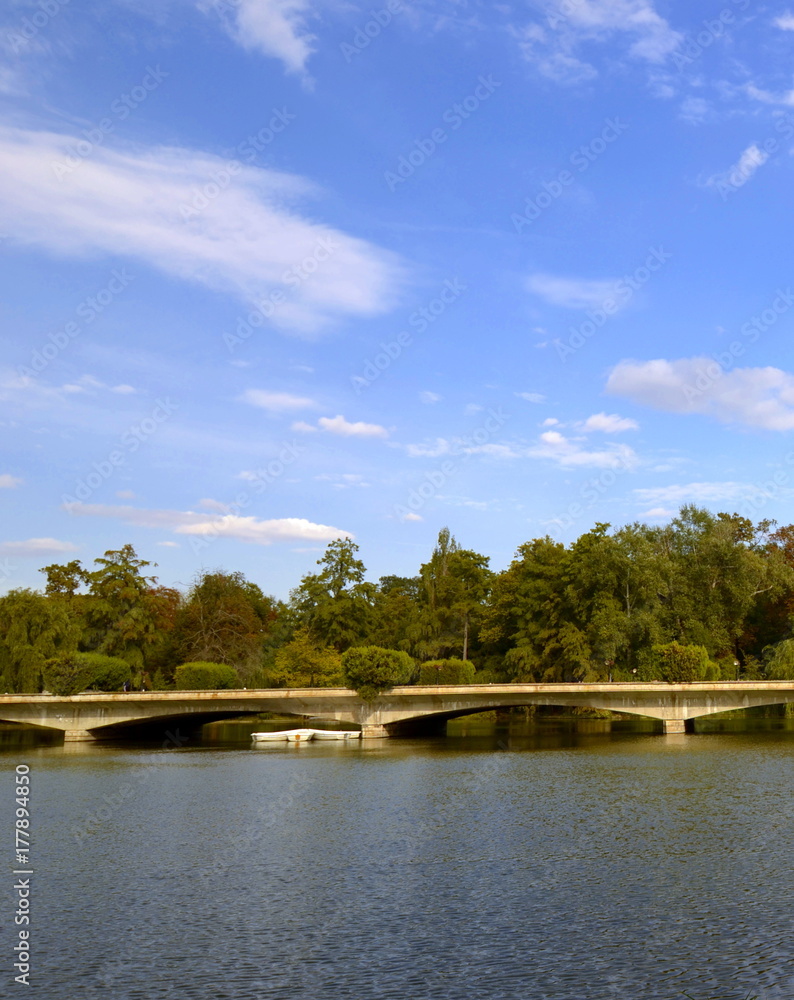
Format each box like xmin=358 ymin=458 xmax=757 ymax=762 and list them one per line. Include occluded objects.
xmin=42 ymin=654 xmax=96 ymax=696
xmin=418 ymin=658 xmax=477 ymax=684
xmin=74 ymin=652 xmax=131 ymax=690
xmin=173 ymin=661 xmax=240 ymax=690
xmin=271 ymin=627 xmax=343 ymax=687
xmin=650 ymin=642 xmax=712 ymax=682
xmin=171 ymin=570 xmax=276 ymax=680
xmin=341 ymin=646 xmax=415 ymax=700
xmin=764 ymin=638 xmax=794 ymax=679
xmin=290 ymin=539 xmax=377 ymax=651
xmin=0 ymin=589 xmax=80 ymax=692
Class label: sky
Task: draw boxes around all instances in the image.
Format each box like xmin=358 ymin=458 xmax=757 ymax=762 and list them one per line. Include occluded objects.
xmin=2 ymin=0 xmax=794 ymax=600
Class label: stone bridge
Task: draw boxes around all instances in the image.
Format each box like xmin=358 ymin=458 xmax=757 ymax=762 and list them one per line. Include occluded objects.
xmin=1 ymin=681 xmax=793 ymax=740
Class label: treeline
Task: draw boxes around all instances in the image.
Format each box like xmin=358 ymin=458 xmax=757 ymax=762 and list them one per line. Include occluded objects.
xmin=3 ymin=506 xmax=794 ymax=695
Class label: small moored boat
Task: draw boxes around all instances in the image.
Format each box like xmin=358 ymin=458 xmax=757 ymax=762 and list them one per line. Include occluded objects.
xmin=251 ymin=728 xmax=316 ymax=742
xmin=311 ymin=729 xmax=362 ymax=740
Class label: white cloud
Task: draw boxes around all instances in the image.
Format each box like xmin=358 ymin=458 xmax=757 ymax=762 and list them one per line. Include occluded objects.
xmin=704 ymin=144 xmax=769 ymax=191
xmin=420 ymin=391 xmax=442 ymax=404
xmin=0 ymin=126 xmax=404 ymax=335
xmin=0 ymin=474 xmax=22 ymax=488
xmin=580 ymin=412 xmax=639 ymax=433
xmin=291 ymin=420 xmax=318 ymax=433
xmin=406 ymin=438 xmax=452 ymax=458
xmin=541 ymin=417 xmax=559 ymax=427
xmin=679 ymin=96 xmax=710 ymax=124
xmin=402 ymin=512 xmax=423 ymax=522
xmin=203 ymin=0 xmax=317 ymax=75
xmin=774 ymin=12 xmax=794 ymax=30
xmin=156 ymin=541 xmax=180 ymax=548
xmin=526 ymin=273 xmax=620 ymax=310
xmin=745 ymin=82 xmax=794 ymax=106
xmin=112 ymin=384 xmax=137 ymax=394
xmin=63 ymin=501 xmax=352 ymax=545
xmin=607 ymin=357 xmax=794 ymax=430
xmin=317 ymin=415 xmax=389 ymax=438
xmin=528 ymin=430 xmax=637 ymax=469
xmin=239 ymin=389 xmax=315 ymax=412
xmin=516 ymin=0 xmax=682 ymax=83
xmin=0 ymin=537 xmax=78 ymax=557
xmin=516 ymin=391 xmax=546 ymax=403
xmin=634 ymin=482 xmax=794 ymax=508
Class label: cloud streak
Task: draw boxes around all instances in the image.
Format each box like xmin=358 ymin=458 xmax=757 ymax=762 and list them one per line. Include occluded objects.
xmin=0 ymin=126 xmax=405 ymax=334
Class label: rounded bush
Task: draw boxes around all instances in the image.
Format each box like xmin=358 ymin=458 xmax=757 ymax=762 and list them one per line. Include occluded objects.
xmin=342 ymin=646 xmax=415 ymax=701
xmin=173 ymin=661 xmax=240 ymax=690
xmin=418 ymin=658 xmax=476 ymax=685
xmin=76 ymin=652 xmax=131 ymax=691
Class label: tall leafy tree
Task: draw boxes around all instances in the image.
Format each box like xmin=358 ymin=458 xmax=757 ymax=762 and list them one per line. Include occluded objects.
xmin=0 ymin=589 xmax=79 ymax=692
xmin=290 ymin=539 xmax=376 ymax=651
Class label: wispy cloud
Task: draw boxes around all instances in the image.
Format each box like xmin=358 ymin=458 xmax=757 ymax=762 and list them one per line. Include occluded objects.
xmin=703 ymin=144 xmax=769 ymax=191
xmin=745 ymin=82 xmax=794 ymax=106
xmin=516 ymin=0 xmax=682 ymax=83
xmin=201 ymin=0 xmax=317 ymax=76
xmin=63 ymin=502 xmax=352 ymax=545
xmin=580 ymin=412 xmax=638 ymax=433
xmin=634 ymin=481 xmax=794 ymax=508
xmin=0 ymin=474 xmax=22 ymax=488
xmin=0 ymin=538 xmax=78 ymax=557
xmin=773 ymin=12 xmax=794 ymax=30
xmin=318 ymin=415 xmax=389 ymax=438
xmin=239 ymin=389 xmax=316 ymax=412
xmin=526 ymin=273 xmax=621 ymax=310
xmin=607 ymin=357 xmax=794 ymax=431
xmin=515 ymin=391 xmax=546 ymax=403
xmin=528 ymin=429 xmax=637 ymax=469
xmin=0 ymin=126 xmax=405 ymax=334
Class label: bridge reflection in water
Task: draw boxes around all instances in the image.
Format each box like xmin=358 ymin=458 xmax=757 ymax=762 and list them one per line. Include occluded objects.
xmin=1 ymin=682 xmax=793 ymax=741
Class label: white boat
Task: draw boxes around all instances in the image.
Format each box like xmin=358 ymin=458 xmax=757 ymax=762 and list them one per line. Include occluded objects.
xmin=251 ymin=728 xmax=315 ymax=742
xmin=311 ymin=729 xmax=362 ymax=740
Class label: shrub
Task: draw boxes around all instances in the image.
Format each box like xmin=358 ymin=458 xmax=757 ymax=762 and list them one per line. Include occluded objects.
xmin=43 ymin=654 xmax=97 ymax=696
xmin=651 ymin=642 xmax=711 ymax=682
xmin=173 ymin=661 xmax=240 ymax=690
xmin=342 ymin=646 xmax=415 ymax=701
xmin=418 ymin=658 xmax=477 ymax=685
xmin=76 ymin=652 xmax=131 ymax=691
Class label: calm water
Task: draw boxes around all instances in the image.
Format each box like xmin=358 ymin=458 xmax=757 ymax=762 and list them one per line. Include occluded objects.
xmin=1 ymin=717 xmax=793 ymax=999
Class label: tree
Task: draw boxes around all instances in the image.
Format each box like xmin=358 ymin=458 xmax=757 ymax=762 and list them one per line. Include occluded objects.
xmin=290 ymin=539 xmax=376 ymax=651
xmin=172 ymin=571 xmax=276 ymax=680
xmin=0 ymin=590 xmax=79 ymax=692
xmin=413 ymin=528 xmax=492 ymax=661
xmin=271 ymin=627 xmax=343 ymax=687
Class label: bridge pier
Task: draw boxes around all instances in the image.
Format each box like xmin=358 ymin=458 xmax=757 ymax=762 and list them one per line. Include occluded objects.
xmin=361 ymin=724 xmax=389 ymax=739
xmin=662 ymin=719 xmax=695 ymax=734
xmin=63 ymin=729 xmax=98 ymax=742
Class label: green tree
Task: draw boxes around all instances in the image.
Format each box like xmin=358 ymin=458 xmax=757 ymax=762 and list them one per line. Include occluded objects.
xmin=0 ymin=589 xmax=79 ymax=692
xmin=174 ymin=661 xmax=240 ymax=689
xmin=271 ymin=626 xmax=343 ymax=687
xmin=290 ymin=539 xmax=376 ymax=651
xmin=413 ymin=528 xmax=492 ymax=661
xmin=172 ymin=570 xmax=276 ymax=681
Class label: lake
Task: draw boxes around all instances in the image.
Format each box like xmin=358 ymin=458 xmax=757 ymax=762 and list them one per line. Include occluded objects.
xmin=1 ymin=716 xmax=792 ymax=999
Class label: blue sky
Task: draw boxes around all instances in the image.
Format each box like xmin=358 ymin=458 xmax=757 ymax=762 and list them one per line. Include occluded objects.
xmin=2 ymin=0 xmax=794 ymax=599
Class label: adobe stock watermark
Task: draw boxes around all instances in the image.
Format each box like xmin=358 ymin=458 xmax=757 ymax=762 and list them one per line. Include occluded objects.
xmin=222 ymin=237 xmax=340 ymax=351
xmin=384 ymin=76 xmax=501 ymax=191
xmin=340 ymin=0 xmax=413 ymax=63
xmin=394 ymin=409 xmax=509 ymax=520
xmin=181 ymin=109 xmax=297 ymax=221
xmin=511 ymin=117 xmax=629 ymax=234
xmin=678 ymin=288 xmax=794 ymax=406
xmin=555 ymin=247 xmax=673 ymax=362
xmin=61 ymin=397 xmax=178 ymax=505
xmin=17 ymin=269 xmax=134 ymax=378
xmin=547 ymin=452 xmax=635 ymax=537
xmin=668 ymin=0 xmax=749 ymax=71
xmin=5 ymin=0 xmax=71 ymax=54
xmin=350 ymin=278 xmax=466 ymax=393
xmin=187 ymin=440 xmax=306 ymax=555
xmin=51 ymin=67 xmax=169 ymax=180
